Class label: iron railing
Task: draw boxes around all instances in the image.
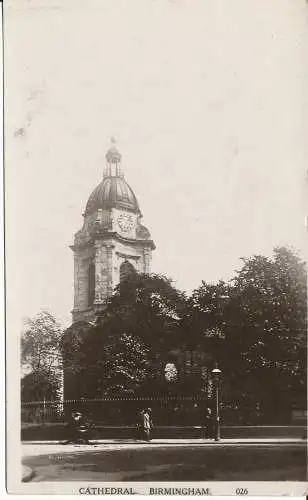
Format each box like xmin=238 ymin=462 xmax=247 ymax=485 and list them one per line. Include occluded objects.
xmin=21 ymin=396 xmax=246 ymax=425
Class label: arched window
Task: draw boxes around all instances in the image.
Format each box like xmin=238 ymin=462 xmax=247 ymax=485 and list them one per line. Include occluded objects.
xmin=88 ymin=259 xmax=95 ymax=306
xmin=119 ymin=260 xmax=136 ymax=282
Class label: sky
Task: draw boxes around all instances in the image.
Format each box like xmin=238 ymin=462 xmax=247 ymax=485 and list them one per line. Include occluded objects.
xmin=4 ymin=0 xmax=308 ymax=332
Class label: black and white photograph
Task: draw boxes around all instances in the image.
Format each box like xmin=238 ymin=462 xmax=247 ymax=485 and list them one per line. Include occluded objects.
xmin=4 ymin=0 xmax=308 ymax=495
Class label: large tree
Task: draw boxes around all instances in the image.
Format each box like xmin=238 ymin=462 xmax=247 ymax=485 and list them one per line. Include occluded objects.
xmin=102 ymin=273 xmax=186 ymax=344
xmin=188 ymin=247 xmax=306 ymax=417
xmin=227 ymin=247 xmax=306 ymax=414
xmin=184 ymin=280 xmax=230 ymax=353
xmin=21 ymin=310 xmax=63 ymax=401
xmin=62 ymin=273 xmax=186 ymax=398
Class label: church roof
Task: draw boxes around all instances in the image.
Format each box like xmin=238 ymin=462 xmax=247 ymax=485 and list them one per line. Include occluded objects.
xmin=85 ymin=176 xmax=141 ymax=215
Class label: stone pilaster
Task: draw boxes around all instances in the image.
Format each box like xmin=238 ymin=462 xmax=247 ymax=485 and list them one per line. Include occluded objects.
xmin=73 ymin=253 xmax=90 ymax=311
xmin=93 ymin=244 xmax=103 ymax=304
xmin=106 ymin=243 xmax=114 ymax=296
xmin=143 ymin=246 xmax=151 ymax=274
xmin=93 ymin=244 xmax=107 ymax=304
xmin=73 ymin=252 xmax=80 ymax=310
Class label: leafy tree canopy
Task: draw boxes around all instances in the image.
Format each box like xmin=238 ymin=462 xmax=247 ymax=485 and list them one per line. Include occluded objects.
xmin=63 ymin=274 xmax=186 ymax=397
xmin=21 ymin=310 xmax=63 ymax=401
xmin=189 ymin=246 xmax=307 ymax=411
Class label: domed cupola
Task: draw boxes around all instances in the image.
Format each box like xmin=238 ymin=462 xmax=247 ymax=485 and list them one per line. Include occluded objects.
xmin=85 ymin=139 xmax=141 ymax=216
xmin=85 ymin=177 xmax=140 ymax=215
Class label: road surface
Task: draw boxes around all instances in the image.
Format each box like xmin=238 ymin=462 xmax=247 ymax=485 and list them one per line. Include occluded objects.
xmin=23 ymin=441 xmax=306 ymax=482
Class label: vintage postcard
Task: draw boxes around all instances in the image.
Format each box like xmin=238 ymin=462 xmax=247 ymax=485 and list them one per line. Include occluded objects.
xmin=4 ymin=0 xmax=308 ymax=496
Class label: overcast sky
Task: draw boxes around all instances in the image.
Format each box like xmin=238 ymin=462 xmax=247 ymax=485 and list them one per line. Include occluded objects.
xmin=5 ymin=0 xmax=308 ymax=332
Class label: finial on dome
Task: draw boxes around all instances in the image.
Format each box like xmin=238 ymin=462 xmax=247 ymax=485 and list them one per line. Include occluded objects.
xmin=106 ymin=137 xmax=122 ymax=163
xmin=104 ymin=136 xmax=123 ymax=178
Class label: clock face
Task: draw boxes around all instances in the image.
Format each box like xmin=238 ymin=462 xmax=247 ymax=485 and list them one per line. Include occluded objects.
xmin=117 ymin=213 xmax=134 ymax=233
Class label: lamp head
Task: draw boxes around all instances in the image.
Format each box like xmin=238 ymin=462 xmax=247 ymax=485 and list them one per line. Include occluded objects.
xmin=211 ymin=365 xmax=222 ymax=382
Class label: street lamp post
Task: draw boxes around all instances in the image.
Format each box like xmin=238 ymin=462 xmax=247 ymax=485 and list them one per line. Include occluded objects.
xmin=211 ymin=364 xmax=222 ymax=441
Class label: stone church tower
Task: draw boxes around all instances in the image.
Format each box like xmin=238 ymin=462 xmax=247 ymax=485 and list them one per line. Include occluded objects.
xmin=71 ymin=140 xmax=155 ymax=323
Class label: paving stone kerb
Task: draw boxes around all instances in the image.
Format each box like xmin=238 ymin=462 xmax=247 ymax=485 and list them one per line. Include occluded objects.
xmin=23 ymin=438 xmax=305 ymax=445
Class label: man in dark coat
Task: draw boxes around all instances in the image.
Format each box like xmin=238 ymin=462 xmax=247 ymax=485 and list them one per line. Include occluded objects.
xmin=136 ymin=409 xmax=144 ymax=440
xmin=201 ymin=407 xmax=213 ymax=439
xmin=65 ymin=411 xmax=91 ymax=444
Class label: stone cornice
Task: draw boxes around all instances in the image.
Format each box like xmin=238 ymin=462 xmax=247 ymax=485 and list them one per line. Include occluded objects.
xmin=100 ymin=233 xmax=155 ymax=250
xmin=115 ymin=251 xmax=141 ymax=261
xmin=112 ymin=233 xmax=156 ymax=250
xmin=70 ymin=240 xmax=94 ymax=252
xmin=72 ymin=232 xmax=155 ymax=250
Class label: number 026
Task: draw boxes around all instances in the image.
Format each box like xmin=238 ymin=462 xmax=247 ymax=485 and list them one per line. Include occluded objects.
xmin=236 ymin=488 xmax=248 ymax=495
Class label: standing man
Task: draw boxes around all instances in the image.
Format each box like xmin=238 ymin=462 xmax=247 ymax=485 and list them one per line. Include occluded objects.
xmin=142 ymin=408 xmax=154 ymax=441
xmin=202 ymin=407 xmax=213 ymax=439
xmin=136 ymin=409 xmax=144 ymax=440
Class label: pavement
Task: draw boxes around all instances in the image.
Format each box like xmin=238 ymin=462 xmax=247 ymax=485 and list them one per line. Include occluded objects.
xmin=22 ymin=437 xmax=306 ymax=459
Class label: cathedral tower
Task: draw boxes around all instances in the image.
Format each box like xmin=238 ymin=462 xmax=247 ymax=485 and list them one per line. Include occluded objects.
xmin=71 ymin=140 xmax=155 ymax=323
